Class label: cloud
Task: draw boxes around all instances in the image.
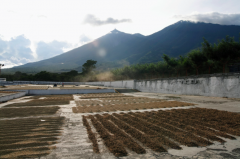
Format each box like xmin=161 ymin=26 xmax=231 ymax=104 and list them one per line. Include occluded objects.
xmin=0 ymin=35 xmax=74 ymax=68
xmin=0 ymin=60 xmax=20 ymax=68
xmin=37 ymin=15 xmax=47 ymax=18
xmin=173 ymin=12 xmax=240 ymax=25
xmin=83 ymin=14 xmax=132 ymax=26
xmin=0 ymin=35 xmax=34 ymax=67
xmin=36 ymin=40 xmax=71 ymax=60
xmin=8 ymin=35 xmax=33 ymax=59
xmin=0 ymin=38 xmax=8 ymax=54
xmin=79 ymin=34 xmax=91 ymax=44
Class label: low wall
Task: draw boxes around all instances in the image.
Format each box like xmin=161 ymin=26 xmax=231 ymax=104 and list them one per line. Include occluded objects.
xmin=0 ymin=92 xmax=27 ymax=102
xmin=2 ymin=73 xmax=239 ymax=98
xmin=7 ymin=89 xmax=115 ymax=95
xmin=0 ymin=81 xmax=85 ymax=86
xmin=135 ymin=75 xmax=240 ymax=98
xmin=88 ymin=80 xmax=135 ymax=89
xmin=85 ymin=82 xmax=105 ymax=86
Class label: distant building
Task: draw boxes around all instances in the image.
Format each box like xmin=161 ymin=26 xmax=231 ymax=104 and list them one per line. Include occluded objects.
xmin=229 ymin=63 xmax=240 ymax=73
xmin=0 ymin=78 xmax=6 ymax=81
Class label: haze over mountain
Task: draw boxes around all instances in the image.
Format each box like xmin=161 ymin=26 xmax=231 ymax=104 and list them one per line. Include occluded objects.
xmin=3 ymin=20 xmax=240 ymax=73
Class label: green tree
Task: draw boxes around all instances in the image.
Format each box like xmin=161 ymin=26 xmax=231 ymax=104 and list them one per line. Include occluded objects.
xmin=202 ymin=36 xmax=240 ymax=73
xmin=82 ymin=60 xmax=97 ymax=74
xmin=205 ymin=59 xmax=215 ymax=74
xmin=162 ymin=54 xmax=178 ymax=77
xmin=188 ymin=49 xmax=208 ymax=75
xmin=34 ymin=71 xmax=52 ymax=81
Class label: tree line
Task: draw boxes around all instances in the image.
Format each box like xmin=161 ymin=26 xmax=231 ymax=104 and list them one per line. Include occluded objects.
xmin=111 ymin=35 xmax=240 ymax=80
xmin=1 ymin=35 xmax=240 ymax=82
xmin=0 ymin=60 xmax=97 ymax=82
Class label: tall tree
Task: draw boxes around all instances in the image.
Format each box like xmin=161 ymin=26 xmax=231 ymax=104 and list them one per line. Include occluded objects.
xmin=82 ymin=60 xmax=97 ymax=74
xmin=188 ymin=49 xmax=208 ymax=75
xmin=202 ymin=36 xmax=240 ymax=73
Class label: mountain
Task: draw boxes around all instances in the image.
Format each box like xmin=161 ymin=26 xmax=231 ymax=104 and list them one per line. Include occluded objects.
xmin=3 ymin=21 xmax=240 ymax=73
xmin=133 ymin=33 xmax=145 ymax=37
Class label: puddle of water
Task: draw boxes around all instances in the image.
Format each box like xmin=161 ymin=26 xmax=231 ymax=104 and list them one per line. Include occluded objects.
xmin=207 ymin=136 xmax=240 ymax=152
xmin=168 ymin=146 xmax=206 ymax=157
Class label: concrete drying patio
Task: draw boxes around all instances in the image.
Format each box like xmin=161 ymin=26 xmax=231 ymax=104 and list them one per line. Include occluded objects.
xmin=0 ymin=92 xmax=239 ymax=159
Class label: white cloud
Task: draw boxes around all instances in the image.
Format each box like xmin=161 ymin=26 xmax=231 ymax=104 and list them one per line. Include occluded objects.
xmin=83 ymin=14 xmax=132 ymax=26
xmin=79 ymin=34 xmax=91 ymax=44
xmin=173 ymin=12 xmax=240 ymax=25
xmin=36 ymin=40 xmax=72 ymax=60
xmin=0 ymin=60 xmax=20 ymax=68
xmin=37 ymin=15 xmax=47 ymax=18
xmin=0 ymin=35 xmax=34 ymax=67
xmin=0 ymin=35 xmax=74 ymax=68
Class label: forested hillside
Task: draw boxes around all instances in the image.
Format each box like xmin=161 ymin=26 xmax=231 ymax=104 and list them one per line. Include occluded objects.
xmin=112 ymin=35 xmax=240 ymax=80
xmin=2 ymin=20 xmax=240 ymax=74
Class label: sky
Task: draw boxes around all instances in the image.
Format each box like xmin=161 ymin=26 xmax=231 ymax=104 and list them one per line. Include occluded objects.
xmin=0 ymin=0 xmax=240 ymax=68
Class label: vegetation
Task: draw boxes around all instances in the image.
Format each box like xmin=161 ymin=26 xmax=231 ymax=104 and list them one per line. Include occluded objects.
xmin=112 ymin=35 xmax=240 ymax=80
xmin=1 ymin=35 xmax=240 ymax=82
xmin=0 ymin=60 xmax=97 ymax=82
xmin=82 ymin=60 xmax=97 ymax=75
xmin=3 ymin=21 xmax=240 ymax=73
xmin=0 ymin=70 xmax=79 ymax=81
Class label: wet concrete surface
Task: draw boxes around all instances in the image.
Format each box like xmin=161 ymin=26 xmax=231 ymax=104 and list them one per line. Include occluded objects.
xmin=1 ymin=93 xmax=240 ymax=159
xmin=42 ymin=93 xmax=240 ymax=159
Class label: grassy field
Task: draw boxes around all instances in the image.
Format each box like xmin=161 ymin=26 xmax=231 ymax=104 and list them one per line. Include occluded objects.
xmin=83 ymin=108 xmax=239 ymax=157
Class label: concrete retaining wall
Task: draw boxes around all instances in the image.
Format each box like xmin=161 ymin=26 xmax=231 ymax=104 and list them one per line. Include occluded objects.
xmin=88 ymin=80 xmax=135 ymax=89
xmin=2 ymin=73 xmax=239 ymax=98
xmin=0 ymin=92 xmax=27 ymax=102
xmin=135 ymin=75 xmax=240 ymax=98
xmin=85 ymin=82 xmax=105 ymax=86
xmin=87 ymin=74 xmax=240 ymax=98
xmin=7 ymin=89 xmax=115 ymax=95
xmin=0 ymin=81 xmax=85 ymax=86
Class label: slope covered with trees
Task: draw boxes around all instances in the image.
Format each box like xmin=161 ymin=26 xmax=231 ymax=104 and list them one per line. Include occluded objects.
xmin=0 ymin=60 xmax=97 ymax=82
xmin=3 ymin=21 xmax=240 ymax=73
xmin=111 ymin=35 xmax=240 ymax=80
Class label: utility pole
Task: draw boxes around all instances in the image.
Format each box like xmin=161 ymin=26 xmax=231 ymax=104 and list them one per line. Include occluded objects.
xmin=0 ymin=64 xmax=4 ymax=75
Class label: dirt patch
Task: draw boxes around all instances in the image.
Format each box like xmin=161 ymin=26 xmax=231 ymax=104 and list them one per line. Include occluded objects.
xmin=30 ymin=94 xmax=73 ymax=100
xmin=165 ymin=96 xmax=181 ymax=99
xmin=79 ymin=93 xmax=129 ymax=98
xmin=82 ymin=116 xmax=100 ymax=153
xmin=0 ymin=117 xmax=64 ymax=158
xmin=4 ymin=99 xmax=70 ymax=107
xmin=88 ymin=115 xmax=128 ymax=157
xmin=73 ymin=101 xmax=193 ymax=113
xmin=73 ymin=93 xmax=193 ymax=113
xmin=0 ymin=106 xmax=60 ymax=118
xmin=83 ymin=108 xmax=240 ymax=157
